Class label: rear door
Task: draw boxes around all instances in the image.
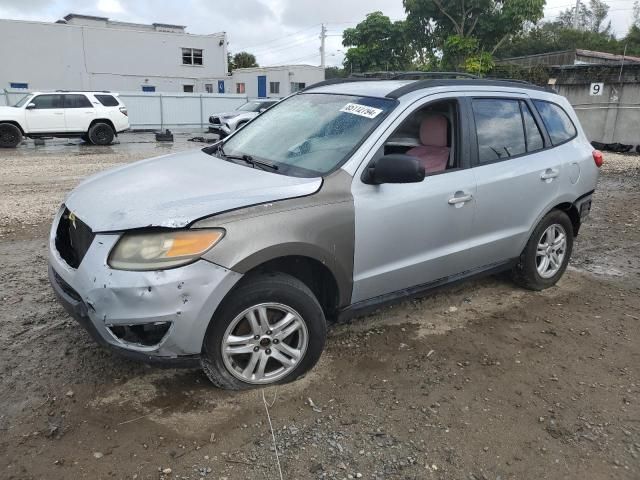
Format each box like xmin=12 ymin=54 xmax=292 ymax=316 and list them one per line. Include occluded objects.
xmin=25 ymin=94 xmax=65 ymax=132
xmin=465 ymin=95 xmax=562 ymax=268
xmin=63 ymin=94 xmax=95 ymax=132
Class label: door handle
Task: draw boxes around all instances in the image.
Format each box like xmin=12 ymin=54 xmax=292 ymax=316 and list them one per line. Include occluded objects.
xmin=540 ymin=168 xmax=559 ymax=181
xmin=448 ymin=192 xmax=473 ymax=205
xmin=54 ymin=112 xmax=64 ymax=115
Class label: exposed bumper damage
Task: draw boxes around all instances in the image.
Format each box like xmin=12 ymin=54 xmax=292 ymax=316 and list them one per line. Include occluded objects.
xmin=48 ymin=209 xmax=243 ymax=365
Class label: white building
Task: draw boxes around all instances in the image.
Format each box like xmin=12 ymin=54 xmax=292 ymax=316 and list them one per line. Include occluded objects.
xmin=0 ymin=13 xmax=229 ymax=93
xmin=231 ymin=65 xmax=325 ymax=98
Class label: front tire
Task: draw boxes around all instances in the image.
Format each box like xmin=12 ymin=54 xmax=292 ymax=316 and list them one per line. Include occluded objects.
xmin=201 ymin=273 xmax=326 ymax=390
xmin=513 ymin=209 xmax=574 ymax=291
xmin=0 ymin=123 xmax=22 ymax=148
xmin=88 ymin=122 xmax=115 ymax=145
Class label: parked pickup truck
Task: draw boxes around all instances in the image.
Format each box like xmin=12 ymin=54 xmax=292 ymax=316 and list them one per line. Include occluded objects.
xmin=0 ymin=91 xmax=129 ymax=147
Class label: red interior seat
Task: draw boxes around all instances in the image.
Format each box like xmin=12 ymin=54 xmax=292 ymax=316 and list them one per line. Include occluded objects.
xmin=406 ymin=115 xmax=450 ymax=174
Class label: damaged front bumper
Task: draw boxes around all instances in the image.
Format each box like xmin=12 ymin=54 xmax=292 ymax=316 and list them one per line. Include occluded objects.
xmin=48 ymin=212 xmax=243 ymax=365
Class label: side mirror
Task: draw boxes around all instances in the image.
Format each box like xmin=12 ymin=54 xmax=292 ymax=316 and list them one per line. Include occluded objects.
xmin=363 ymin=154 xmax=425 ymax=185
xmin=26 ymin=103 xmax=36 ymax=110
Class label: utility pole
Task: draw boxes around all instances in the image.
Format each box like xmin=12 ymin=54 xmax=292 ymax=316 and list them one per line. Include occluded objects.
xmin=573 ymin=0 xmax=581 ymax=29
xmin=320 ymin=24 xmax=327 ymax=69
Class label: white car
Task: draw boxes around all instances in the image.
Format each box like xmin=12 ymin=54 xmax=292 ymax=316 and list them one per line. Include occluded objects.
xmin=0 ymin=91 xmax=129 ymax=148
xmin=208 ymin=99 xmax=279 ymax=138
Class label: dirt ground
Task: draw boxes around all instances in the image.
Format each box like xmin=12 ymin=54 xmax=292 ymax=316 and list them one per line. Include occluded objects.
xmin=1 ymin=135 xmax=639 ymax=480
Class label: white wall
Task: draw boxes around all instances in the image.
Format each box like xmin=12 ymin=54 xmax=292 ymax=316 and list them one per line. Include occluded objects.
xmin=231 ymin=65 xmax=325 ymax=97
xmin=0 ymin=18 xmax=228 ymax=93
xmin=0 ymin=90 xmax=249 ymax=131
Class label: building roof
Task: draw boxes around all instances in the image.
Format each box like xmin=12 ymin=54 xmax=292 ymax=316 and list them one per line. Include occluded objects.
xmin=575 ymin=49 xmax=640 ymax=63
xmin=63 ymin=13 xmax=108 ymax=22
xmin=59 ymin=13 xmax=186 ymax=32
xmin=497 ymin=49 xmax=640 ymax=66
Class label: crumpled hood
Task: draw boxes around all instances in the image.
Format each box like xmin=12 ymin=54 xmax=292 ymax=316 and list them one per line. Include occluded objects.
xmin=65 ymin=149 xmax=322 ymax=232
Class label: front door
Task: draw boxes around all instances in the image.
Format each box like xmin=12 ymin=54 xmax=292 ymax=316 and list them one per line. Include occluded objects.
xmin=218 ymin=80 xmax=225 ymax=94
xmin=25 ymin=94 xmax=65 ymax=132
xmin=62 ymin=94 xmax=95 ymax=133
xmin=257 ymin=76 xmax=267 ymax=98
xmin=350 ymin=96 xmax=477 ymax=304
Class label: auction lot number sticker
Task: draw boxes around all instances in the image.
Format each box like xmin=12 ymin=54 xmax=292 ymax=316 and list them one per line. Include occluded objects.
xmin=340 ymin=103 xmax=384 ymax=119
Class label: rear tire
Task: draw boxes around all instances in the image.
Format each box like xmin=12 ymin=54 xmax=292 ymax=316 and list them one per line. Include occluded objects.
xmin=0 ymin=123 xmax=22 ymax=148
xmin=513 ymin=209 xmax=574 ymax=291
xmin=201 ymin=272 xmax=326 ymax=390
xmin=88 ymin=122 xmax=114 ymax=145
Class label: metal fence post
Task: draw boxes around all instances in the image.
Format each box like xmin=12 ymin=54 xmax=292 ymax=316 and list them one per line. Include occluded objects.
xmin=199 ymin=94 xmax=204 ymax=131
xmin=3 ymin=89 xmax=9 ymax=107
xmin=159 ymin=94 xmax=164 ymax=131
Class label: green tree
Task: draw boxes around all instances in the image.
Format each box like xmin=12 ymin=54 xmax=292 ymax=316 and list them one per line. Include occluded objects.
xmin=557 ymin=0 xmax=611 ymax=34
xmin=325 ymin=67 xmax=347 ymax=79
xmin=233 ymin=52 xmax=258 ymax=69
xmin=403 ymin=0 xmax=545 ymax=56
xmin=342 ymin=11 xmax=413 ymax=73
xmin=497 ymin=20 xmax=625 ymax=59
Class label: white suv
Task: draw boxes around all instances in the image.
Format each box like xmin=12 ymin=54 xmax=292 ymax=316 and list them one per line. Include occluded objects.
xmin=0 ymin=91 xmax=129 ymax=148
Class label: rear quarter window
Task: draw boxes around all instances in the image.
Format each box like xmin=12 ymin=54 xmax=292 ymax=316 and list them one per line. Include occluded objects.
xmin=94 ymin=94 xmax=120 ymax=107
xmin=533 ymin=100 xmax=577 ymax=145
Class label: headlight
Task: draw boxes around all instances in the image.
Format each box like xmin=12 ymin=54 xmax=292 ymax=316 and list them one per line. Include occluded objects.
xmin=108 ymin=229 xmax=225 ymax=271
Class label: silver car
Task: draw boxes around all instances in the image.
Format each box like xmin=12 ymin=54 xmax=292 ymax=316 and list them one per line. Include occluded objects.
xmin=49 ymin=79 xmax=601 ymax=389
xmin=208 ymin=99 xmax=279 ymax=138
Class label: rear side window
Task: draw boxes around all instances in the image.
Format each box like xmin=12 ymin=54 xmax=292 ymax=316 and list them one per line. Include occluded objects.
xmin=533 ymin=100 xmax=577 ymax=145
xmin=473 ymin=99 xmax=526 ymax=163
xmin=95 ymin=94 xmax=120 ymax=107
xmin=64 ymin=94 xmax=93 ymax=108
xmin=520 ymin=101 xmax=544 ymax=152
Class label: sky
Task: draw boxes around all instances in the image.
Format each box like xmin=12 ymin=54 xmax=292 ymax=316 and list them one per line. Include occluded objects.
xmin=0 ymin=0 xmax=637 ymax=67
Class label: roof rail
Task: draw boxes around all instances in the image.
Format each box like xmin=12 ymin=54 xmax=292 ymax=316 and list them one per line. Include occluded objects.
xmin=391 ymin=71 xmax=478 ymax=80
xmin=385 ymin=79 xmax=553 ymax=99
xmin=302 ymin=77 xmax=381 ymax=92
xmin=54 ymin=90 xmax=112 ymax=93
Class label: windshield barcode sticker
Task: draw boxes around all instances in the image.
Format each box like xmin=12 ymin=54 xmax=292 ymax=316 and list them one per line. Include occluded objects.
xmin=340 ymin=103 xmax=384 ymax=119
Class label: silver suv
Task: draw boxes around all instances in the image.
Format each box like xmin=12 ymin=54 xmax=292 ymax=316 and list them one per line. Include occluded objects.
xmin=48 ymin=79 xmax=601 ymax=389
xmin=208 ymin=99 xmax=279 ymax=138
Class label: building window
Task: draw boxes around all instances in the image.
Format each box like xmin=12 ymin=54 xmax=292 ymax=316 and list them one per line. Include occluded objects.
xmin=205 ymin=84 xmax=213 ymax=93
xmin=142 ymin=86 xmax=156 ymax=92
xmin=236 ymin=83 xmax=246 ymax=94
xmin=290 ymin=82 xmax=306 ymax=92
xmin=10 ymin=82 xmax=28 ymax=89
xmin=183 ymin=85 xmax=194 ymax=93
xmin=269 ymin=82 xmax=280 ymax=95
xmin=182 ymin=48 xmax=203 ymax=65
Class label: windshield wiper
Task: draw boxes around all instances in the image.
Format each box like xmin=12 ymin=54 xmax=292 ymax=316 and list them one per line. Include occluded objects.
xmin=214 ymin=143 xmax=279 ymax=171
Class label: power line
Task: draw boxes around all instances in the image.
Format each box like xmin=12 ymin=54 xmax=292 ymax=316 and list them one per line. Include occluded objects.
xmin=232 ymin=24 xmax=320 ymax=52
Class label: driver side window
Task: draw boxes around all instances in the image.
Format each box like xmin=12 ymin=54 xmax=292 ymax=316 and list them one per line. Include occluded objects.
xmin=381 ymin=99 xmax=459 ymax=175
xmin=31 ymin=94 xmax=63 ymax=109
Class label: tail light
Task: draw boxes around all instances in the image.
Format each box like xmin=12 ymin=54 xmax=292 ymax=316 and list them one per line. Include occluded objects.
xmin=592 ymin=150 xmax=603 ymax=168
xmin=119 ymin=106 xmax=128 ymax=117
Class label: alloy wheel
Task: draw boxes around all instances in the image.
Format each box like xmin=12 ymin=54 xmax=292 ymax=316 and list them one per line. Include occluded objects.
xmin=536 ymin=224 xmax=567 ymax=279
xmin=221 ymin=303 xmax=308 ymax=385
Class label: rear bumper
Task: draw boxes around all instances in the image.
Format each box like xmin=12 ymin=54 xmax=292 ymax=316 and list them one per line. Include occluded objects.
xmin=574 ymin=191 xmax=593 ymax=221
